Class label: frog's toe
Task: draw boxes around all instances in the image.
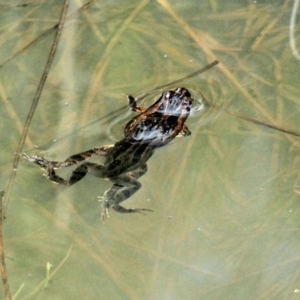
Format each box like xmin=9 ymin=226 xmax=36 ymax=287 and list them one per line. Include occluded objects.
xmin=112 ymin=204 xmax=153 ymax=215
xmin=135 ymin=208 xmax=154 ymax=215
xmin=101 ymin=208 xmax=110 ymax=222
xmin=21 ymin=153 xmax=32 ymax=160
xmin=22 ymin=154 xmax=49 ymax=169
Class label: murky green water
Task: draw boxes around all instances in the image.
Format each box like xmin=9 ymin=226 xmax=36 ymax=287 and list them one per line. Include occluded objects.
xmin=1 ymin=1 xmax=300 ymax=299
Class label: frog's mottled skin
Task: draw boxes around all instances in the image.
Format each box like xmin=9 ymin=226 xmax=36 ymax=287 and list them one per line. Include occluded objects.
xmin=22 ymin=87 xmax=193 ymax=219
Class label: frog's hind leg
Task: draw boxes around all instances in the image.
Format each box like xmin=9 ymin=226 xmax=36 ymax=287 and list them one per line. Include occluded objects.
xmin=44 ymin=162 xmax=107 ymax=186
xmin=22 ymin=147 xmax=110 ymax=185
xmin=101 ymin=164 xmax=152 ymax=219
xmin=22 ymin=146 xmax=110 ymax=170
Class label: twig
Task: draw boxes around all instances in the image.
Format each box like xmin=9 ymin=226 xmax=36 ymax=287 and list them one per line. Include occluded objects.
xmin=0 ymin=191 xmax=11 ymax=300
xmin=3 ymin=0 xmax=70 ymax=213
xmin=289 ymin=0 xmax=300 ymax=60
xmin=135 ymin=60 xmax=219 ymax=101
xmin=208 ymin=102 xmax=300 ymax=138
xmin=0 ymin=0 xmax=95 ymax=69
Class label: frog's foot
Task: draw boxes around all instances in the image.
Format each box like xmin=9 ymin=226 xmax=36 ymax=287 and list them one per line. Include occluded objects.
xmin=99 ymin=194 xmax=110 ymax=222
xmin=112 ymin=204 xmax=153 ymax=215
xmin=100 ymin=207 xmax=110 ymax=222
xmin=100 ymin=190 xmax=153 ymax=221
xmin=101 ymin=204 xmax=153 ymax=222
xmin=21 ymin=154 xmax=51 ymax=169
xmin=111 ymin=204 xmax=153 ymax=215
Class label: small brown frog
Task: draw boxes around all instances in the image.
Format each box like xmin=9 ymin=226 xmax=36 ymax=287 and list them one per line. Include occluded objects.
xmin=22 ymin=87 xmax=194 ymax=219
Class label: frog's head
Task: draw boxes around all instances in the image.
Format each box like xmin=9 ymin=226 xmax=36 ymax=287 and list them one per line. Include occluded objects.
xmin=159 ymin=87 xmax=193 ymax=117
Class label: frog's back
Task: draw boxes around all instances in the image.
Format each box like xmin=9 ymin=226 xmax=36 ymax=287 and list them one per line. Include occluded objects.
xmin=124 ymin=87 xmax=193 ymax=146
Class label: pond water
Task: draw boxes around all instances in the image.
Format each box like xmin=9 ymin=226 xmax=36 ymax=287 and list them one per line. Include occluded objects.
xmin=1 ymin=1 xmax=300 ymax=299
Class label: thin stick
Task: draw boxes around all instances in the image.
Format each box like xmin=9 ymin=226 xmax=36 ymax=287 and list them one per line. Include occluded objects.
xmin=3 ymin=0 xmax=70 ymax=212
xmin=225 ymin=108 xmax=300 ymax=138
xmin=207 ymin=101 xmax=300 ymax=138
xmin=0 ymin=0 xmax=95 ymax=69
xmin=135 ymin=60 xmax=219 ymax=101
xmin=0 ymin=191 xmax=11 ymax=300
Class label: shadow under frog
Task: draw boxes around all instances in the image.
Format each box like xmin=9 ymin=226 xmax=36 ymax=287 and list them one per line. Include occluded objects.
xmin=22 ymin=87 xmax=194 ymax=220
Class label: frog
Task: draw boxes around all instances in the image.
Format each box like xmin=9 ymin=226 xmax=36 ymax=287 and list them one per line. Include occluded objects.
xmin=22 ymin=87 xmax=194 ymax=220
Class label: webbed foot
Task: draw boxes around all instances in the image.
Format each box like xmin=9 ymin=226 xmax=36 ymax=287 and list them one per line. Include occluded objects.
xmin=100 ymin=189 xmax=153 ymax=221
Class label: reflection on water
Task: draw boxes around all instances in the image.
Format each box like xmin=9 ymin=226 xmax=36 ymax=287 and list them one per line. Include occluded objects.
xmin=1 ymin=1 xmax=300 ymax=299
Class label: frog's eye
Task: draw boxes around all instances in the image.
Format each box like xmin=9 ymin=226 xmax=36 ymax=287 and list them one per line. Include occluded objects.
xmin=176 ymin=87 xmax=190 ymax=98
xmin=163 ymin=91 xmax=171 ymax=99
xmin=175 ymin=87 xmax=183 ymax=94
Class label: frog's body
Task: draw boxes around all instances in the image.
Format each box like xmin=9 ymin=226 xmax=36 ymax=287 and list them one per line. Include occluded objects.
xmin=22 ymin=87 xmax=194 ymax=219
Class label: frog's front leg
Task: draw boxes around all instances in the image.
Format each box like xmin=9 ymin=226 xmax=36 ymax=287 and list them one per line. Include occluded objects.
xmin=127 ymin=94 xmax=147 ymax=113
xmin=182 ymin=124 xmax=191 ymax=136
xmin=101 ymin=164 xmax=152 ymax=219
